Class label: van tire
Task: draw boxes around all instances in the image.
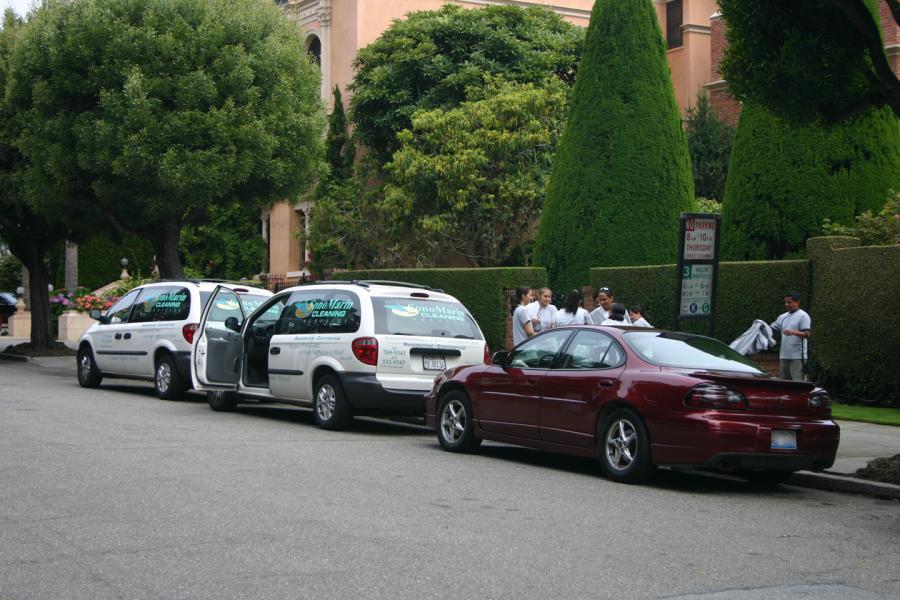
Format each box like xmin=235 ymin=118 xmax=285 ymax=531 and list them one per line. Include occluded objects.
xmin=77 ymin=346 xmax=103 ymax=388
xmin=313 ymin=374 xmax=353 ymax=430
xmin=208 ymin=390 xmax=238 ymax=412
xmin=155 ymin=354 xmax=186 ymax=400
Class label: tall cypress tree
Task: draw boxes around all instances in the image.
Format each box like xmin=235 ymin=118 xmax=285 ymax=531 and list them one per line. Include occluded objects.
xmin=721 ymin=103 xmax=900 ymax=260
xmin=534 ymin=0 xmax=694 ymax=290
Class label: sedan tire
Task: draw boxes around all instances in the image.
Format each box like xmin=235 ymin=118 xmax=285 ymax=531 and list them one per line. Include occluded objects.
xmin=76 ymin=346 xmax=102 ymax=389
xmin=598 ymin=408 xmax=654 ymax=484
xmin=437 ymin=391 xmax=482 ymax=453
xmin=313 ymin=374 xmax=353 ymax=430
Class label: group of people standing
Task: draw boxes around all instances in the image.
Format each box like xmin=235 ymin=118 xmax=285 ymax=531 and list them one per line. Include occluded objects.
xmin=511 ymin=286 xmax=652 ymax=346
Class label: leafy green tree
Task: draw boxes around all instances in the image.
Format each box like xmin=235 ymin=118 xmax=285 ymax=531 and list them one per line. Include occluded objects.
xmin=685 ymin=89 xmax=733 ymax=201
xmin=349 ymin=4 xmax=583 ymax=164
xmin=380 ymin=78 xmax=569 ymax=267
xmin=719 ymin=0 xmax=900 ymax=122
xmin=9 ymin=0 xmax=324 ymax=279
xmin=0 ymin=9 xmax=72 ymax=349
xmin=180 ymin=201 xmax=266 ymax=280
xmin=534 ymin=0 xmax=695 ymax=290
xmin=821 ymin=190 xmax=900 ymax=246
xmin=721 ymin=102 xmax=900 ymax=260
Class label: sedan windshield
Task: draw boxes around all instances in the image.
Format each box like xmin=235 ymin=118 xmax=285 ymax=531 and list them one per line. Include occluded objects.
xmin=623 ymin=331 xmax=765 ymax=374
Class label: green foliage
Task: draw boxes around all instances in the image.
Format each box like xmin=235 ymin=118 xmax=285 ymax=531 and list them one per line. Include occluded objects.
xmin=0 ymin=252 xmax=22 ymax=291
xmin=808 ymin=237 xmax=900 ymax=404
xmin=822 ymin=191 xmax=900 ymax=246
xmin=180 ymin=200 xmax=265 ymax=280
xmin=685 ymin=89 xmax=733 ymax=201
xmin=349 ymin=4 xmax=583 ymax=164
xmin=338 ymin=267 xmax=547 ymax=352
xmin=322 ymin=86 xmax=354 ymax=184
xmin=590 ymin=260 xmax=810 ymax=345
xmin=379 ymin=78 xmax=569 ymax=267
xmin=9 ymin=0 xmax=325 ymax=277
xmin=721 ymin=103 xmax=900 ymax=260
xmin=696 ymin=197 xmax=722 ymax=214
xmin=75 ymin=234 xmax=155 ymax=291
xmin=535 ymin=0 xmax=695 ymax=291
xmin=719 ymin=0 xmax=899 ymax=122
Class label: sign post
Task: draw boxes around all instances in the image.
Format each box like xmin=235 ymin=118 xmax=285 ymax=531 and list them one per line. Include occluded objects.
xmin=673 ymin=213 xmax=721 ymax=335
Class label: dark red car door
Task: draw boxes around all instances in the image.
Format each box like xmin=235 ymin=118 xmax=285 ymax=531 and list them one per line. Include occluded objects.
xmin=475 ymin=330 xmax=573 ymax=441
xmin=539 ymin=330 xmax=626 ymax=448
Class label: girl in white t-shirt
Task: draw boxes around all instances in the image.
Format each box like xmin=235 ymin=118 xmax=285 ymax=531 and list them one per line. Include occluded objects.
xmin=511 ymin=286 xmax=535 ymax=347
xmin=556 ymin=289 xmax=593 ymax=327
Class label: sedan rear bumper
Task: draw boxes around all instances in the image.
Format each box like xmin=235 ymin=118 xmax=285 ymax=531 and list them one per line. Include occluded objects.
xmin=701 ymin=452 xmax=835 ymax=472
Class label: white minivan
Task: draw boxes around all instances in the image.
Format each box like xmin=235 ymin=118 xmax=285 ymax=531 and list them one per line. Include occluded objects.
xmin=77 ymin=280 xmax=272 ymax=399
xmin=191 ymin=280 xmax=488 ymax=429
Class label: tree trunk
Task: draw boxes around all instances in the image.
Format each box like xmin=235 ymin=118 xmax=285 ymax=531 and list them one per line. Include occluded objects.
xmin=64 ymin=240 xmax=79 ymax=289
xmin=24 ymin=244 xmax=54 ymax=351
xmin=155 ymin=216 xmax=184 ymax=279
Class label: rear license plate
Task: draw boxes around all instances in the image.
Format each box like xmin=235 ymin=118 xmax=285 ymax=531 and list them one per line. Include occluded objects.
xmin=771 ymin=429 xmax=797 ymax=450
xmin=423 ymin=355 xmax=446 ymax=371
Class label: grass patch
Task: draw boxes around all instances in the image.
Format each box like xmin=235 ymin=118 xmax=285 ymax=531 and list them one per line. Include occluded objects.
xmin=832 ymin=403 xmax=900 ymax=427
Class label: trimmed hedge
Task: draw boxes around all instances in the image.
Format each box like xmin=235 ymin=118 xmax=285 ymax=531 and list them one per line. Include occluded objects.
xmin=721 ymin=103 xmax=900 ymax=260
xmin=77 ymin=234 xmax=155 ymax=291
xmin=337 ymin=267 xmax=547 ymax=352
xmin=590 ymin=260 xmax=810 ymax=344
xmin=808 ymin=237 xmax=900 ymax=404
xmin=534 ymin=0 xmax=694 ymax=290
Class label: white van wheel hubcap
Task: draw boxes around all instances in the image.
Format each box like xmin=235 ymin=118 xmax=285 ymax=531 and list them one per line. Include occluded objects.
xmin=317 ymin=384 xmax=336 ymax=421
xmin=157 ymin=362 xmax=171 ymax=393
xmin=79 ymin=354 xmax=92 ymax=379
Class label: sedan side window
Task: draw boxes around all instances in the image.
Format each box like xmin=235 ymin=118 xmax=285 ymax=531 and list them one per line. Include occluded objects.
xmin=508 ymin=330 xmax=572 ymax=369
xmin=559 ymin=330 xmax=624 ymax=369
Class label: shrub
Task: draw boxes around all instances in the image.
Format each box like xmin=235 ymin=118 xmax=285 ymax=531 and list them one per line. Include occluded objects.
xmin=821 ymin=191 xmax=900 ymax=246
xmin=685 ymin=89 xmax=733 ymax=201
xmin=721 ymin=103 xmax=900 ymax=260
xmin=337 ymin=267 xmax=547 ymax=352
xmin=534 ymin=0 xmax=694 ymax=291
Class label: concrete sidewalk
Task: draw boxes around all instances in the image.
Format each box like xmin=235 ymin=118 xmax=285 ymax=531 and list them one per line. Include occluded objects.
xmin=2 ymin=338 xmax=899 ymax=498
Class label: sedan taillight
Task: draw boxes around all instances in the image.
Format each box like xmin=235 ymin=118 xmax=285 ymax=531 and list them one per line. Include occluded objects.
xmin=352 ymin=337 xmax=378 ymax=366
xmin=685 ymin=383 xmax=747 ymax=410
xmin=182 ymin=323 xmax=199 ymax=344
xmin=809 ymin=391 xmax=833 ymax=410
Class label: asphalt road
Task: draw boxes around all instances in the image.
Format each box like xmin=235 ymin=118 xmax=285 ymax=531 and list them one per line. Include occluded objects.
xmin=1 ymin=359 xmax=898 ymax=600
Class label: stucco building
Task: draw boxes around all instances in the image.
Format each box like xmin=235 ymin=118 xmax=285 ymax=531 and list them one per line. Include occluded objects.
xmin=266 ymin=0 xmax=718 ymax=279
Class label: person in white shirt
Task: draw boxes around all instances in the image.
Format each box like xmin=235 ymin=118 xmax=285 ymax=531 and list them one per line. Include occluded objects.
xmin=628 ymin=305 xmax=652 ymax=328
xmin=526 ymin=287 xmax=558 ymax=333
xmin=556 ymin=289 xmax=593 ymax=326
xmin=511 ymin=286 xmax=536 ymax=346
xmin=600 ymin=303 xmax=628 ymax=326
xmin=770 ymin=291 xmax=811 ymax=381
xmin=590 ymin=287 xmax=632 ymax=325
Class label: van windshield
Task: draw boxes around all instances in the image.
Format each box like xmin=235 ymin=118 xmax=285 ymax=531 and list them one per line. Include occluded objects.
xmin=372 ymin=297 xmax=483 ymax=340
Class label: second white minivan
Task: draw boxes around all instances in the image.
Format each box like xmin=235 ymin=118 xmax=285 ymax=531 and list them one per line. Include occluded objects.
xmin=191 ymin=280 xmax=488 ymax=429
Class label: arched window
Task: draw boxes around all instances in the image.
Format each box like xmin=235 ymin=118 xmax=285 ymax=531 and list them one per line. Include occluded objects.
xmin=306 ymin=35 xmax=321 ymax=67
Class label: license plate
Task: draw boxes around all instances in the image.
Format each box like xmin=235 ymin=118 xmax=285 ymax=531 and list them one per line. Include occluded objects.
xmin=771 ymin=429 xmax=797 ymax=450
xmin=423 ymin=355 xmax=446 ymax=371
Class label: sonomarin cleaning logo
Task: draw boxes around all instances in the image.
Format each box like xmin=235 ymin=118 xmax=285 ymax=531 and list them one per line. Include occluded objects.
xmin=385 ymin=303 xmax=465 ymax=322
xmin=295 ymin=299 xmax=354 ymax=319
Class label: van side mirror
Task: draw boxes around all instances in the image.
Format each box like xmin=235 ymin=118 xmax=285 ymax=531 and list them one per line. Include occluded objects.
xmin=491 ymin=350 xmax=509 ymax=367
xmin=224 ymin=316 xmax=241 ymax=332
xmin=89 ymin=309 xmax=109 ymax=324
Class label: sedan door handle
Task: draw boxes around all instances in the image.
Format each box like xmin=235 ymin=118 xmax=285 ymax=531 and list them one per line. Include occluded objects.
xmin=114 ymin=333 xmax=122 ymax=340
xmin=597 ymin=380 xmax=614 ymax=389
xmin=527 ymin=378 xmax=539 ymax=386
xmin=123 ymin=333 xmax=132 ymax=340
xmin=270 ymin=347 xmax=281 ymax=355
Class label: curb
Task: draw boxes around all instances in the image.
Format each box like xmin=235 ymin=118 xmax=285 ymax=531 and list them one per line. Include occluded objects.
xmin=0 ymin=353 xmax=29 ymax=363
xmin=788 ymin=471 xmax=900 ymax=500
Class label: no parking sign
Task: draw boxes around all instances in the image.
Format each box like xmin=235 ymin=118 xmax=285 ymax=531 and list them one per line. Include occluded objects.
xmin=673 ymin=213 xmax=720 ymax=334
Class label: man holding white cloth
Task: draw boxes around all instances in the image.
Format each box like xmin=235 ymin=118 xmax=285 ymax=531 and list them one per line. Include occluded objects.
xmin=771 ymin=291 xmax=811 ymax=381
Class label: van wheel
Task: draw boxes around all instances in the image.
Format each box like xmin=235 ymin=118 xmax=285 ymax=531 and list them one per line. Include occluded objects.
xmin=598 ymin=408 xmax=654 ymax=484
xmin=77 ymin=346 xmax=102 ymax=388
xmin=207 ymin=390 xmax=238 ymax=412
xmin=155 ymin=354 xmax=186 ymax=400
xmin=313 ymin=374 xmax=353 ymax=430
xmin=437 ymin=391 xmax=481 ymax=453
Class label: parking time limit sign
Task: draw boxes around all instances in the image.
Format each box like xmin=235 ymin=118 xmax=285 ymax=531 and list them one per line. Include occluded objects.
xmin=673 ymin=213 xmax=721 ymax=333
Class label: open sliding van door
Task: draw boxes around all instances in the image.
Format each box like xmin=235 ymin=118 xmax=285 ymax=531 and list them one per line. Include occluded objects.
xmin=192 ymin=286 xmax=247 ymax=391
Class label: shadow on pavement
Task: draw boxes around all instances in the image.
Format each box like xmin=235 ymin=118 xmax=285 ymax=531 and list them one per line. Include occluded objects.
xmin=234 ymin=403 xmax=432 ymax=437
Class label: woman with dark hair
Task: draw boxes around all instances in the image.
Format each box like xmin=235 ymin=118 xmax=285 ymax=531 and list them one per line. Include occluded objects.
xmin=599 ymin=302 xmax=628 ymax=325
xmin=511 ymin=286 xmax=535 ymax=346
xmin=556 ymin=289 xmax=592 ymax=326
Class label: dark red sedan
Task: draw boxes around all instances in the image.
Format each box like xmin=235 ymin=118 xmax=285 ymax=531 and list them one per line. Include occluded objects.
xmin=424 ymin=326 xmax=840 ymax=485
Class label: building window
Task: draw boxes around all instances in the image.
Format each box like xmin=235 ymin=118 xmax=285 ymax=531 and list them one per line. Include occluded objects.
xmin=306 ymin=35 xmax=321 ymax=67
xmin=667 ymin=0 xmax=683 ymax=49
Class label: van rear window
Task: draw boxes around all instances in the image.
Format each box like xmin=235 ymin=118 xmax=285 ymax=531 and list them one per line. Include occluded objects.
xmin=372 ymin=297 xmax=482 ymax=340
